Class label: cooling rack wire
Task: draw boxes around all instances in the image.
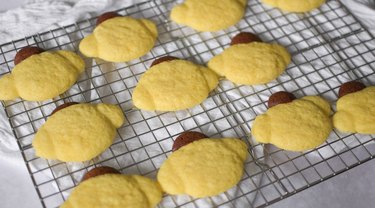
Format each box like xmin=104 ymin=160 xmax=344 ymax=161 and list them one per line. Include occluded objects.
xmin=0 ymin=0 xmax=374 ymax=207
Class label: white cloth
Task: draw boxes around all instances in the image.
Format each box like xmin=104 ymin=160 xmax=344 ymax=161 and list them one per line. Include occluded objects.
xmin=0 ymin=0 xmax=138 ymax=44
xmin=0 ymin=0 xmax=374 ymax=208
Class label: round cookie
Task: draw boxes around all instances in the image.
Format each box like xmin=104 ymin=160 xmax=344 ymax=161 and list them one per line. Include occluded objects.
xmin=333 ymin=82 xmax=375 ymax=134
xmin=0 ymin=49 xmax=85 ymax=101
xmin=61 ymin=174 xmax=162 ymax=208
xmin=170 ymin=0 xmax=247 ymax=32
xmin=132 ymin=58 xmax=219 ymax=111
xmin=32 ymin=103 xmax=124 ymax=162
xmin=262 ymin=0 xmax=326 ymax=12
xmin=252 ymin=94 xmax=332 ymax=151
xmin=157 ymin=137 xmax=248 ymax=198
xmin=208 ymin=37 xmax=291 ymax=85
xmin=79 ymin=15 xmax=157 ymax=62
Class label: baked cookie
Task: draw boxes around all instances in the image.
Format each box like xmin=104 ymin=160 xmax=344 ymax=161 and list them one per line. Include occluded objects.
xmin=170 ymin=0 xmax=247 ymax=31
xmin=333 ymin=81 xmax=375 ymax=134
xmin=208 ymin=32 xmax=291 ymax=85
xmin=157 ymin=132 xmax=248 ymax=198
xmin=0 ymin=47 xmax=84 ymax=101
xmin=79 ymin=12 xmax=157 ymax=62
xmin=262 ymin=0 xmax=326 ymax=12
xmin=61 ymin=167 xmax=162 ymax=208
xmin=133 ymin=57 xmax=219 ymax=111
xmin=33 ymin=103 xmax=124 ymax=162
xmin=252 ymin=92 xmax=332 ymax=151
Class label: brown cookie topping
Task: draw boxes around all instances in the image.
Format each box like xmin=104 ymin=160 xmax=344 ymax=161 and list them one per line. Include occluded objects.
xmin=51 ymin=102 xmax=79 ymax=116
xmin=338 ymin=81 xmax=366 ymax=98
xmin=268 ymin=91 xmax=296 ymax=108
xmin=230 ymin=32 xmax=262 ymax=46
xmin=81 ymin=166 xmax=120 ymax=182
xmin=96 ymin=12 xmax=121 ymax=26
xmin=150 ymin=56 xmax=179 ymax=67
xmin=14 ymin=46 xmax=45 ymax=65
xmin=172 ymin=131 xmax=208 ymax=152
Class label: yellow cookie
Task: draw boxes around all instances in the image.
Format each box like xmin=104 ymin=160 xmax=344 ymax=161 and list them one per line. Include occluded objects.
xmin=157 ymin=138 xmax=248 ymax=198
xmin=333 ymin=86 xmax=375 ymax=134
xmin=252 ymin=96 xmax=332 ymax=151
xmin=79 ymin=16 xmax=157 ymax=62
xmin=0 ymin=50 xmax=84 ymax=101
xmin=133 ymin=59 xmax=219 ymax=111
xmin=208 ymin=42 xmax=291 ymax=85
xmin=33 ymin=103 xmax=124 ymax=162
xmin=61 ymin=174 xmax=162 ymax=208
xmin=262 ymin=0 xmax=326 ymax=12
xmin=170 ymin=0 xmax=247 ymax=31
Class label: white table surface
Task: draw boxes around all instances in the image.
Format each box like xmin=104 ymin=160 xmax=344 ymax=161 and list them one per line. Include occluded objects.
xmin=0 ymin=0 xmax=374 ymax=208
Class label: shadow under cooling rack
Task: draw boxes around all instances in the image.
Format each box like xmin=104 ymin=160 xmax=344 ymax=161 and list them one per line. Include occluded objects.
xmin=0 ymin=0 xmax=374 ymax=207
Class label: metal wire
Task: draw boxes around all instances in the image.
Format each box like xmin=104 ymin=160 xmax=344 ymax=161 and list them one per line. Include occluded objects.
xmin=0 ymin=0 xmax=374 ymax=207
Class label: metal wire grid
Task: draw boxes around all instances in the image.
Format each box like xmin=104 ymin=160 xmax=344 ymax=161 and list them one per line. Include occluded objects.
xmin=0 ymin=0 xmax=374 ymax=207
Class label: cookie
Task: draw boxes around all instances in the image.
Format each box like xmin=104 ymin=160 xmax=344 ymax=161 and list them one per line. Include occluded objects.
xmin=133 ymin=58 xmax=219 ymax=111
xmin=252 ymin=94 xmax=332 ymax=151
xmin=333 ymin=83 xmax=375 ymax=134
xmin=81 ymin=166 xmax=120 ymax=182
xmin=0 ymin=50 xmax=85 ymax=101
xmin=157 ymin=138 xmax=248 ymax=198
xmin=61 ymin=174 xmax=162 ymax=208
xmin=32 ymin=103 xmax=124 ymax=162
xmin=170 ymin=0 xmax=247 ymax=31
xmin=208 ymin=39 xmax=291 ymax=85
xmin=172 ymin=131 xmax=208 ymax=151
xmin=79 ymin=15 xmax=157 ymax=62
xmin=262 ymin=0 xmax=326 ymax=12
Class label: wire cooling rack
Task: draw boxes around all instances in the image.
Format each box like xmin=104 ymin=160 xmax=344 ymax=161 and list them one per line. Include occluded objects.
xmin=0 ymin=0 xmax=374 ymax=207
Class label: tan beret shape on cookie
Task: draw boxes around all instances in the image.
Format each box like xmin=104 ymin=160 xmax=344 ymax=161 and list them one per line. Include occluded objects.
xmin=262 ymin=0 xmax=326 ymax=12
xmin=230 ymin=32 xmax=262 ymax=46
xmin=208 ymin=42 xmax=291 ymax=85
xmin=96 ymin=12 xmax=121 ymax=26
xmin=333 ymin=86 xmax=375 ymax=134
xmin=14 ymin=46 xmax=45 ymax=65
xmin=33 ymin=103 xmax=124 ymax=162
xmin=51 ymin=102 xmax=79 ymax=115
xmin=133 ymin=59 xmax=219 ymax=111
xmin=171 ymin=0 xmax=247 ymax=31
xmin=172 ymin=131 xmax=208 ymax=152
xmin=79 ymin=16 xmax=157 ymax=62
xmin=61 ymin=174 xmax=162 ymax=208
xmin=338 ymin=81 xmax=366 ymax=98
xmin=157 ymin=138 xmax=248 ymax=198
xmin=268 ymin=91 xmax=296 ymax=108
xmin=150 ymin=56 xmax=179 ymax=67
xmin=253 ymin=96 xmax=332 ymax=151
xmin=81 ymin=166 xmax=120 ymax=182
xmin=0 ymin=50 xmax=85 ymax=101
